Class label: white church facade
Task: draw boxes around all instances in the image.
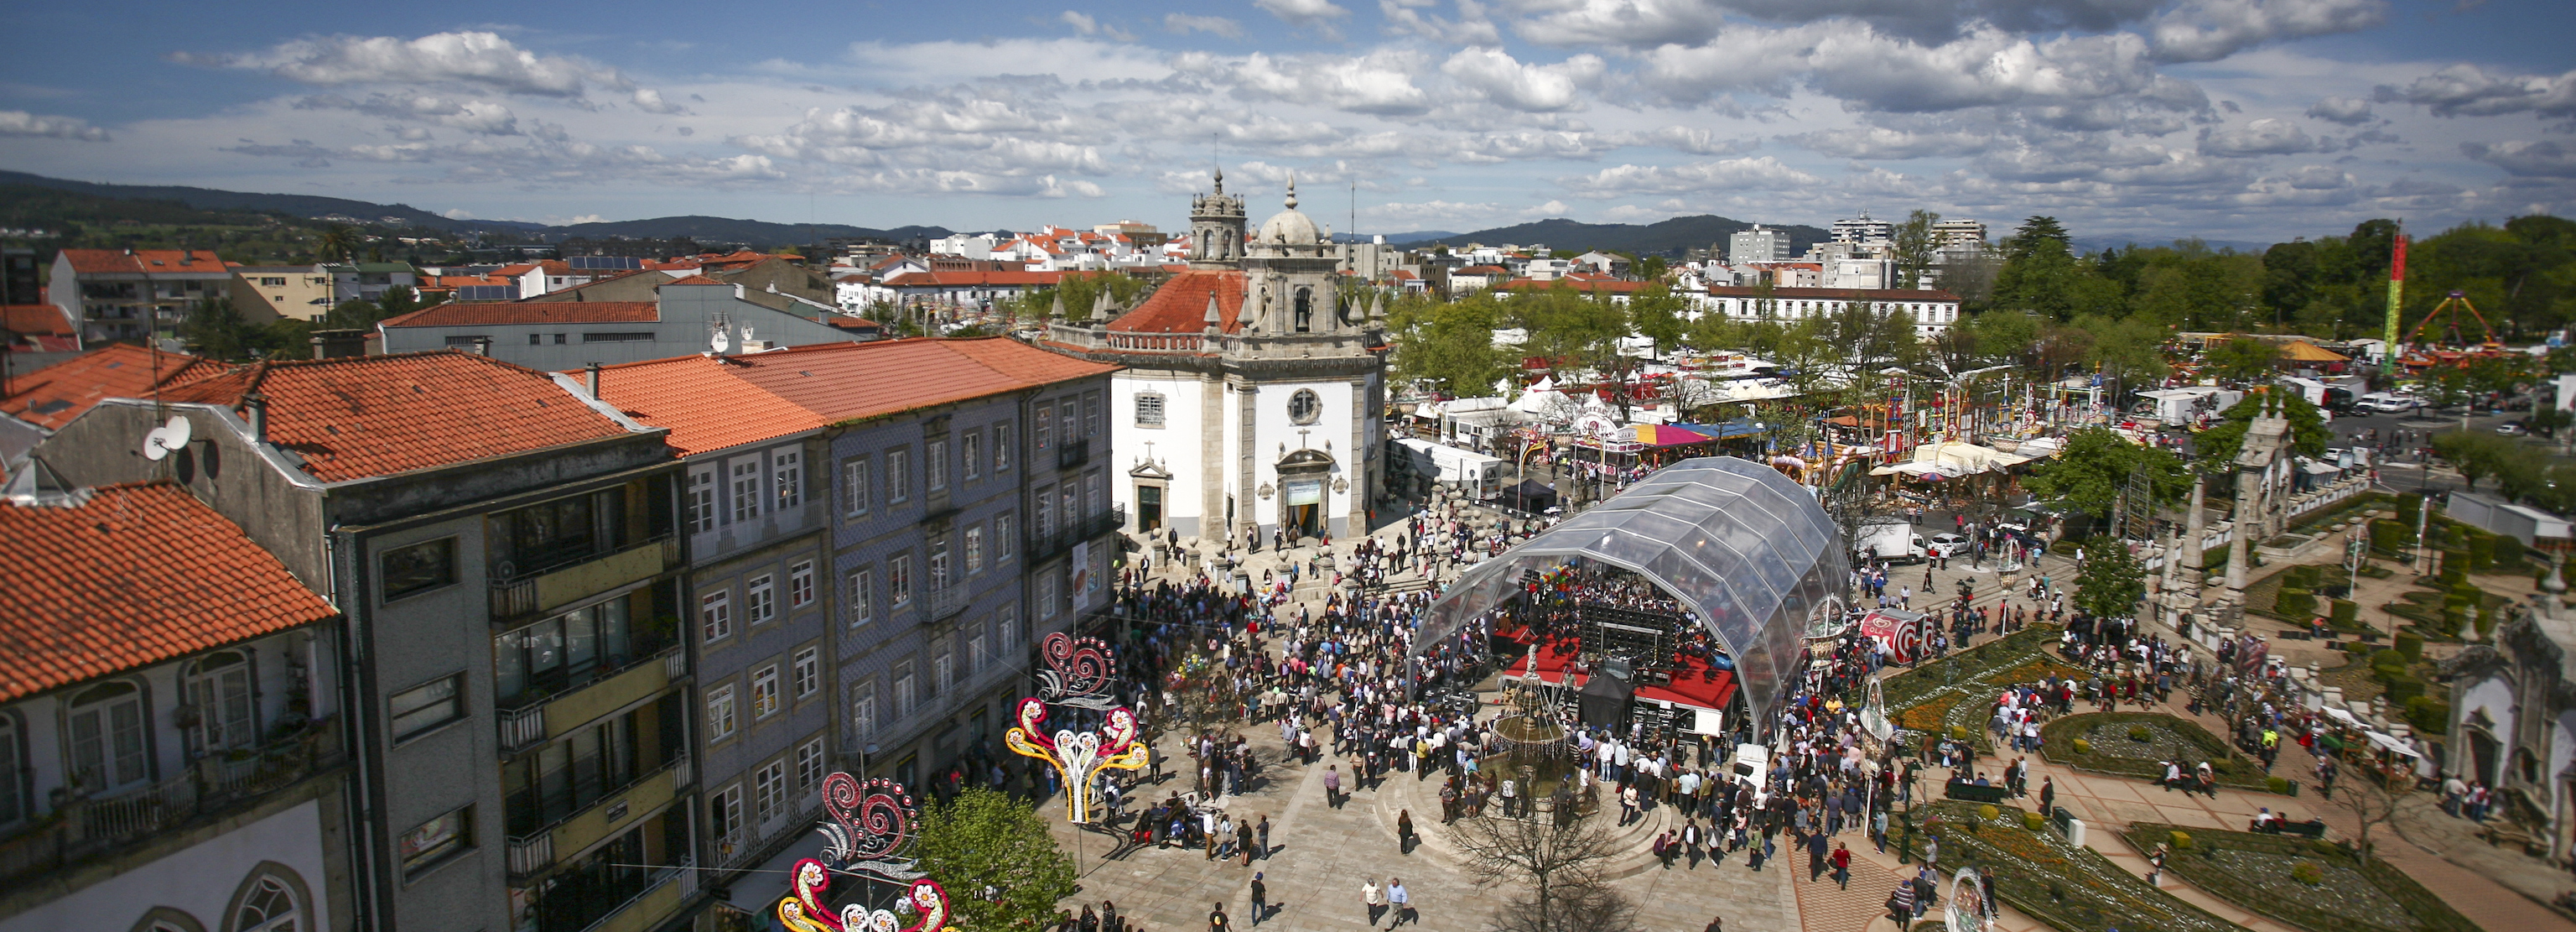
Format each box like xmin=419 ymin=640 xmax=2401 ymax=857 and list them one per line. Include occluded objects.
xmin=1042 ymin=171 xmax=1388 ymax=544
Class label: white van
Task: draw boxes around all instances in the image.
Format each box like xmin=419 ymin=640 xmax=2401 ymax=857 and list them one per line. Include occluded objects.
xmin=1852 ymin=521 xmax=1929 ymax=564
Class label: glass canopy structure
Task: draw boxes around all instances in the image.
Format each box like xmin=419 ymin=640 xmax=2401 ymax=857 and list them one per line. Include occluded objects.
xmin=1418 ymin=456 xmax=1847 ymax=724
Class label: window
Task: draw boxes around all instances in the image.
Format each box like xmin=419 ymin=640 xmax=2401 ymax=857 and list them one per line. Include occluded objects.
xmin=996 ymin=514 xmax=1015 ymax=563
xmin=892 ymin=667 xmax=916 ymax=719
xmin=1039 ymin=574 xmax=1058 ymax=620
xmin=774 ymin=450 xmax=802 ymax=509
xmin=886 ymin=450 xmax=910 ymax=503
xmin=685 ymin=466 xmax=718 ymax=534
xmin=706 ymin=685 xmax=737 ymax=741
xmin=581 ymin=331 xmax=655 ymax=342
xmin=731 ymin=459 xmax=762 ymax=523
xmin=235 ymin=874 xmax=302 ymax=932
xmin=68 ymin=681 xmax=148 ymax=789
xmin=797 ymin=739 xmax=826 ymax=790
xmin=994 ymin=424 xmax=1011 ymax=472
xmin=554 ymin=333 xmax=567 ymax=345
xmin=888 ymin=555 xmax=912 ymax=606
xmin=381 ymin=539 xmax=455 ymax=601
xmin=709 ymin=784 xmax=743 ymax=847
xmin=1135 ymin=393 xmax=1166 ymax=427
xmin=400 ymin=807 xmax=472 ymax=876
xmin=846 ymin=569 xmax=873 ymax=626
xmin=1087 ymin=473 xmax=1104 ymax=518
xmin=964 ymin=527 xmax=984 ymax=574
xmin=752 ymin=666 xmax=781 ymax=720
xmin=792 ymin=648 xmax=820 ymax=699
xmin=926 ymin=440 xmax=947 ymax=492
xmin=961 ymin=432 xmax=981 ymax=482
xmin=1288 ymin=388 xmax=1322 ymax=424
xmin=1084 ymin=394 xmax=1100 ymax=437
xmin=260 ymin=276 xmax=287 ymax=287
xmin=700 ymin=589 xmax=733 ymax=642
xmin=998 ymin=607 xmax=1018 ymax=649
xmin=967 ymin=634 xmax=986 ymax=677
xmin=788 ymin=561 xmax=815 ymax=607
xmin=933 ymin=651 xmax=953 ymax=696
xmin=928 ymin=540 xmax=951 ymax=591
xmin=444 ymin=336 xmax=491 ymax=348
xmin=843 ymin=459 xmax=870 ymax=517
xmin=493 ymin=600 xmax=634 ymax=705
xmin=1034 ymin=486 xmax=1054 ymax=538
xmin=388 ymin=674 xmax=464 ymax=743
xmin=754 ymin=760 xmax=787 ymax=820
xmin=746 ymin=575 xmax=776 ymax=626
xmin=1035 ymin=406 xmax=1052 ymax=450
xmin=850 ymin=682 xmax=877 ymax=739
xmin=489 ymin=489 xmax=623 ymax=575
xmin=187 ymin=651 xmax=257 ymax=752
xmin=529 ymin=334 xmax=544 ymax=346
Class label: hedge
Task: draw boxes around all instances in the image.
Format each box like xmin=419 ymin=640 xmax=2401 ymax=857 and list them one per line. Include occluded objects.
xmin=2037 ymin=712 xmax=2282 ymax=792
xmin=2330 ymin=599 xmax=2359 ymax=628
xmin=2371 ymin=519 xmax=2412 ymax=554
xmin=2276 ymin=587 xmax=2317 ymax=619
xmin=2121 ymin=823 xmax=2479 ymax=932
xmin=2397 ymin=492 xmax=2422 ymax=528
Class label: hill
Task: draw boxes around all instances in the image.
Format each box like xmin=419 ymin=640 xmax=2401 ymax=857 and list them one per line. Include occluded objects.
xmin=1410 ymin=215 xmax=1830 ymax=258
xmin=0 ymin=171 xmax=949 ymax=247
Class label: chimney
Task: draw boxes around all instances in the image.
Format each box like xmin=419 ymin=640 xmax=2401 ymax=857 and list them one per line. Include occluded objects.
xmin=309 ymin=328 xmax=367 ymax=359
xmin=584 ymin=362 xmax=602 ymax=399
xmin=242 ymin=390 xmax=267 ymax=443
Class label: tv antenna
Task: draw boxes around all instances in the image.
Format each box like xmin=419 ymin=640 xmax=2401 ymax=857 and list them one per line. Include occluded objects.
xmin=142 ymin=414 xmax=191 ymax=461
xmin=709 ymin=310 xmax=732 ymax=355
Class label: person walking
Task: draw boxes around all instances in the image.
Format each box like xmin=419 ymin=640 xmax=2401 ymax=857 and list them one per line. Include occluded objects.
xmin=1887 ymin=881 xmax=1914 ymax=928
xmin=2145 ymin=842 xmax=2169 ymax=887
xmin=1208 ymin=901 xmax=1232 ymax=932
xmin=1256 ymin=815 xmax=1271 ymax=860
xmin=1363 ymin=878 xmax=1384 ymax=927
xmin=1807 ymin=830 xmax=1830 ymax=882
xmin=1397 ymin=809 xmax=1415 ymax=855
xmin=1831 ymin=842 xmax=1853 ymax=890
xmin=2038 ymin=776 xmax=2055 ymax=815
xmin=1325 ymin=766 xmax=1343 ymax=810
xmin=1239 ymin=818 xmax=1258 ymax=867
xmin=1249 ymin=873 xmax=1269 ymax=926
xmin=1387 ymin=878 xmax=1414 ymax=927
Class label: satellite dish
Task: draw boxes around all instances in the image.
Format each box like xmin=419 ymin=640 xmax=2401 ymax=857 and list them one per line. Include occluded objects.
xmin=143 ymin=415 xmax=192 ymax=461
xmin=709 ymin=323 xmax=730 ymax=354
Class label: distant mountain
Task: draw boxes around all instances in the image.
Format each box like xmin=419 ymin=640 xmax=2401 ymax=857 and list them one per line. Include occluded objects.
xmin=2070 ymin=235 xmax=2276 ymax=255
xmin=1414 ymin=216 xmax=1831 ymax=257
xmin=1332 ymin=231 xmax=1458 ymax=244
xmin=0 ymin=171 xmax=950 ymax=248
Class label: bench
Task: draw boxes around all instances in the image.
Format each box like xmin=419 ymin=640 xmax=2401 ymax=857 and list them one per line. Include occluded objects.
xmin=1945 ymin=781 xmax=2012 ymax=804
xmin=2257 ymin=819 xmax=2328 ymax=838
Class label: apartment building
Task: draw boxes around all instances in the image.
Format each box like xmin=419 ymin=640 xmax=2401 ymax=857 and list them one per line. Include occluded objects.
xmin=25 ymin=350 xmax=695 ymax=932
xmin=0 ymin=485 xmax=349 ymax=932
xmin=233 ymin=265 xmax=339 ymax=321
xmin=377 ymin=279 xmax=864 ymax=369
xmin=49 ymin=248 xmax=238 ymax=344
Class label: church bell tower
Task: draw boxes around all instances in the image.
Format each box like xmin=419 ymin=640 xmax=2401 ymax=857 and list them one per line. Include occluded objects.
xmin=1189 ymin=168 xmax=1246 ymax=270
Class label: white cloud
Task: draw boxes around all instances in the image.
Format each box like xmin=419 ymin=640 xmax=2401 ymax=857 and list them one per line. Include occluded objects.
xmin=1782 ymin=125 xmax=1987 ymax=159
xmin=1058 ymin=11 xmax=1137 ymax=41
xmin=1639 ymin=23 xmax=2175 ymax=115
xmin=2304 ymin=96 xmax=2372 ymax=124
xmin=1176 ymin=50 xmax=1434 ymax=116
xmin=1623 ymin=126 xmax=1758 ymax=156
xmin=2376 ymin=65 xmax=2576 ymax=118
xmin=1254 ymin=0 xmax=1353 ymax=38
xmin=2146 ymin=0 xmax=2388 ymax=63
xmin=1381 ymin=0 xmax=1502 ymax=45
xmin=2199 ymin=117 xmax=2319 ymax=155
xmin=186 ymin=31 xmax=615 ymax=97
xmin=296 ymin=93 xmax=522 ymax=134
xmin=0 ymin=110 xmax=109 ymax=141
xmin=1164 ymin=13 xmax=1245 ymax=38
xmin=1561 ymin=157 xmax=1823 ymax=195
xmin=631 ymin=88 xmax=687 ymax=114
xmin=1439 ymin=48 xmax=1603 ymax=112
xmin=2463 ymin=141 xmax=2576 ymax=179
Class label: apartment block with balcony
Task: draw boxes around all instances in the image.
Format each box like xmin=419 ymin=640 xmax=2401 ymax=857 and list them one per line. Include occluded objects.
xmin=24 ymin=350 xmax=693 ymax=932
xmin=581 ymin=354 xmax=838 ymax=903
xmin=0 ymin=485 xmax=349 ymax=932
xmin=49 ymin=248 xmax=240 ymax=345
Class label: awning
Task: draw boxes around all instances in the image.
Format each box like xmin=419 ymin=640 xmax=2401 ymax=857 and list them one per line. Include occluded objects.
xmin=1633 ymin=424 xmax=1716 ymax=447
xmin=2365 ymin=731 xmax=2422 ymax=758
xmin=2282 ymin=341 xmax=2350 ymax=362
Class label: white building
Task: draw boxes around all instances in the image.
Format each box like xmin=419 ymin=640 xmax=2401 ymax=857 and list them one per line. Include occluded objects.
xmin=1696 ymin=285 xmax=1962 ymax=340
xmin=1832 ymin=212 xmax=1894 ymax=245
xmin=1933 ymin=219 xmax=1987 ymax=250
xmin=1043 ymin=171 xmax=1386 ymax=543
xmin=1728 ymin=226 xmax=1792 ymax=265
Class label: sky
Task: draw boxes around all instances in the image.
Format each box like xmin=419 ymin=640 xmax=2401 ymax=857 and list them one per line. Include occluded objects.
xmin=0 ymin=0 xmax=2568 ymax=245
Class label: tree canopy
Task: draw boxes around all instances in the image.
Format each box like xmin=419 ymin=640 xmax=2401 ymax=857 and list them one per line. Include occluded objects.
xmin=910 ymin=788 xmax=1076 ymax=930
xmin=2023 ymin=426 xmax=2187 ymax=519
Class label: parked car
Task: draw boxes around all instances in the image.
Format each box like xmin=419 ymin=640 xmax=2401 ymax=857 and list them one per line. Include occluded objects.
xmin=1925 ymin=532 xmax=1971 ymax=560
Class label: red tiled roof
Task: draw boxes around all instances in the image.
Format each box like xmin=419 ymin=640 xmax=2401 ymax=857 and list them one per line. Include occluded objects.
xmin=0 ymin=483 xmax=335 ymax=703
xmin=896 ymin=271 xmax=1063 ymax=287
xmin=379 ymin=301 xmax=659 ymax=327
xmin=161 ymin=351 xmax=636 ymax=482
xmin=1702 ymin=286 xmax=1958 ymax=300
xmin=1456 ymin=265 xmax=1506 ymax=275
xmin=2 ymin=344 xmax=221 ymax=430
xmin=1494 ymin=278 xmax=1654 ymax=293
xmin=1106 ymin=270 xmax=1245 ymax=335
xmin=3 ymin=305 xmax=72 ymax=336
xmin=58 ymin=249 xmax=231 ymax=276
xmin=661 ymin=274 xmax=724 ymax=286
xmin=587 ymin=338 xmax=1117 ymax=456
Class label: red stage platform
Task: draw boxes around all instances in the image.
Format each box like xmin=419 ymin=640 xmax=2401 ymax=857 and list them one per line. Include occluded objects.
xmin=1493 ymin=626 xmax=1737 ymax=712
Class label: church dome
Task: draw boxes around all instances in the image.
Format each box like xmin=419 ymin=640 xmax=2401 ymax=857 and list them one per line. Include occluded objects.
xmin=1257 ymin=178 xmax=1322 ymax=246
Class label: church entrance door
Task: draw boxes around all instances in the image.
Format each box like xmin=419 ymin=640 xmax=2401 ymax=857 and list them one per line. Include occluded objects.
xmin=1137 ymin=484 xmax=1164 ymax=533
xmin=1283 ymin=477 xmax=1325 ymax=541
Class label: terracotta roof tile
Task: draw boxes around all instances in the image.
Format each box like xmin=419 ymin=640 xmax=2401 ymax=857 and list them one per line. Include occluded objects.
xmin=588 ymin=338 xmax=1116 ymax=456
xmin=0 ymin=483 xmax=335 ymax=703
xmin=161 ymin=351 xmax=636 ymax=482
xmin=661 ymin=274 xmax=724 ymax=286
xmin=2 ymin=344 xmax=221 ymax=430
xmin=3 ymin=305 xmax=73 ymax=337
xmin=900 ymin=271 xmax=1063 ymax=287
xmin=378 ymin=301 xmax=659 ymax=328
xmin=1106 ymin=270 xmax=1245 ymax=335
xmin=57 ymin=249 xmax=231 ymax=276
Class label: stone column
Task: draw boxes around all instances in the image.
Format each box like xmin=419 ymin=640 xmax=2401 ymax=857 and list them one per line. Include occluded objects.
xmin=2182 ymin=473 xmax=2208 ymax=608
xmin=2220 ymin=466 xmax=2257 ymax=623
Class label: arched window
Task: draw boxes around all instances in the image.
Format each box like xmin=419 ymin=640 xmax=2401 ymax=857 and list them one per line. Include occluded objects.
xmin=186 ymin=651 xmax=257 ymax=752
xmin=1293 ymin=288 xmax=1312 ymax=332
xmin=68 ymin=681 xmax=147 ymax=792
xmin=232 ymin=875 xmax=299 ymax=932
xmin=1288 ymin=389 xmax=1322 ymax=425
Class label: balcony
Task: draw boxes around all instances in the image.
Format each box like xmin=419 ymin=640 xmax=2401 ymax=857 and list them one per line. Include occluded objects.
xmin=495 ymin=644 xmax=683 ymax=756
xmin=1026 ymin=505 xmax=1125 ymax=564
xmin=0 ymin=719 xmax=344 ymax=886
xmin=525 ymin=856 xmax=693 ymax=932
xmin=715 ymin=798 xmax=822 ymax=870
xmin=924 ymin=583 xmax=968 ymax=622
xmin=491 ymin=534 xmax=681 ymax=622
xmin=505 ymin=753 xmax=688 ymax=881
xmin=1056 ymin=438 xmax=1092 ymax=471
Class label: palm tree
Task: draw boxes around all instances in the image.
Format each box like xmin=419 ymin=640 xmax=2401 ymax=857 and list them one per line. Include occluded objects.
xmin=314 ymin=226 xmax=358 ymax=263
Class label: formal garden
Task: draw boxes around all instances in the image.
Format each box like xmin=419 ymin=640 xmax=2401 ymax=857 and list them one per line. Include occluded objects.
xmin=1913 ymin=800 xmax=2241 ymax=932
xmin=2120 ymin=823 xmax=2480 ymax=932
xmin=2038 ymin=711 xmax=2289 ymax=794
xmin=1885 ymin=624 xmax=2073 ymax=754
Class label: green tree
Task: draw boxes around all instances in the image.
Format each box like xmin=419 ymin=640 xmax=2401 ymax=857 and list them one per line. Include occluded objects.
xmin=377 ymin=284 xmax=423 ymax=320
xmin=2194 ymin=390 xmax=2331 ymax=466
xmin=2024 ymin=426 xmax=2187 ymax=519
xmin=2202 ymin=336 xmax=2282 ymax=385
xmin=1389 ymin=294 xmax=1512 ymax=397
xmin=1892 ymin=209 xmax=1941 ymax=289
xmin=314 ymin=225 xmax=358 ymax=263
xmin=180 ymin=295 xmax=256 ymax=361
xmin=911 ymin=788 xmax=1077 ymax=930
xmin=1628 ymin=284 xmax=1688 ymax=361
xmin=2432 ymin=430 xmax=2516 ymax=491
xmin=322 ymin=298 xmax=383 ymax=330
xmin=2073 ymin=534 xmax=2148 ymax=618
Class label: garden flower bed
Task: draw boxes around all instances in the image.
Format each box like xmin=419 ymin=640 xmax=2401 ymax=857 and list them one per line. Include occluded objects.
xmin=1922 ymin=801 xmax=2239 ymax=932
xmin=2120 ymin=824 xmax=2479 ymax=932
xmin=1885 ymin=626 xmax=2066 ymax=753
xmin=2038 ymin=712 xmax=2280 ymax=792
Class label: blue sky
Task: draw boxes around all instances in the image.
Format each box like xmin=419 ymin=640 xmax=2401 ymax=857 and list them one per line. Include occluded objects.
xmin=1 ymin=0 xmax=2568 ymax=243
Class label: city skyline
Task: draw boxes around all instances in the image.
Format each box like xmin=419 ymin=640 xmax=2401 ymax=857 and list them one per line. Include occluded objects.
xmin=0 ymin=0 xmax=2569 ymax=243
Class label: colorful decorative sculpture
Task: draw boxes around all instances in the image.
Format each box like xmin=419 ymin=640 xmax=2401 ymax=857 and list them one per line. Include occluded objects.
xmin=776 ymin=857 xmax=951 ymax=932
xmin=814 ymin=772 xmax=923 ymax=880
xmin=1035 ymin=632 xmax=1119 ymax=709
xmin=1004 ymin=696 xmax=1148 ymax=824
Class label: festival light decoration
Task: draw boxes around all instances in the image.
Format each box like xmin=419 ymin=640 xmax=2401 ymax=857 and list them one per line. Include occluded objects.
xmin=1004 ymin=696 xmax=1149 ymax=824
xmin=814 ymin=772 xmax=924 ymax=880
xmin=1034 ymin=632 xmax=1118 ymax=709
xmin=776 ymin=857 xmax=952 ymax=932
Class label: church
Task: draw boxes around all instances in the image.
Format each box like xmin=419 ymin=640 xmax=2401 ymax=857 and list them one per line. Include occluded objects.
xmin=1040 ymin=170 xmax=1389 ymax=545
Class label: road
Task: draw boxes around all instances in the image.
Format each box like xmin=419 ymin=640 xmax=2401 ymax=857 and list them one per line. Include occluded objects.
xmin=2325 ymin=405 xmax=2570 ymax=497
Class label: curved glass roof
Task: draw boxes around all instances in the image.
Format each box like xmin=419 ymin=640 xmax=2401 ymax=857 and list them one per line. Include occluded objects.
xmin=1418 ymin=456 xmax=1846 ymax=723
